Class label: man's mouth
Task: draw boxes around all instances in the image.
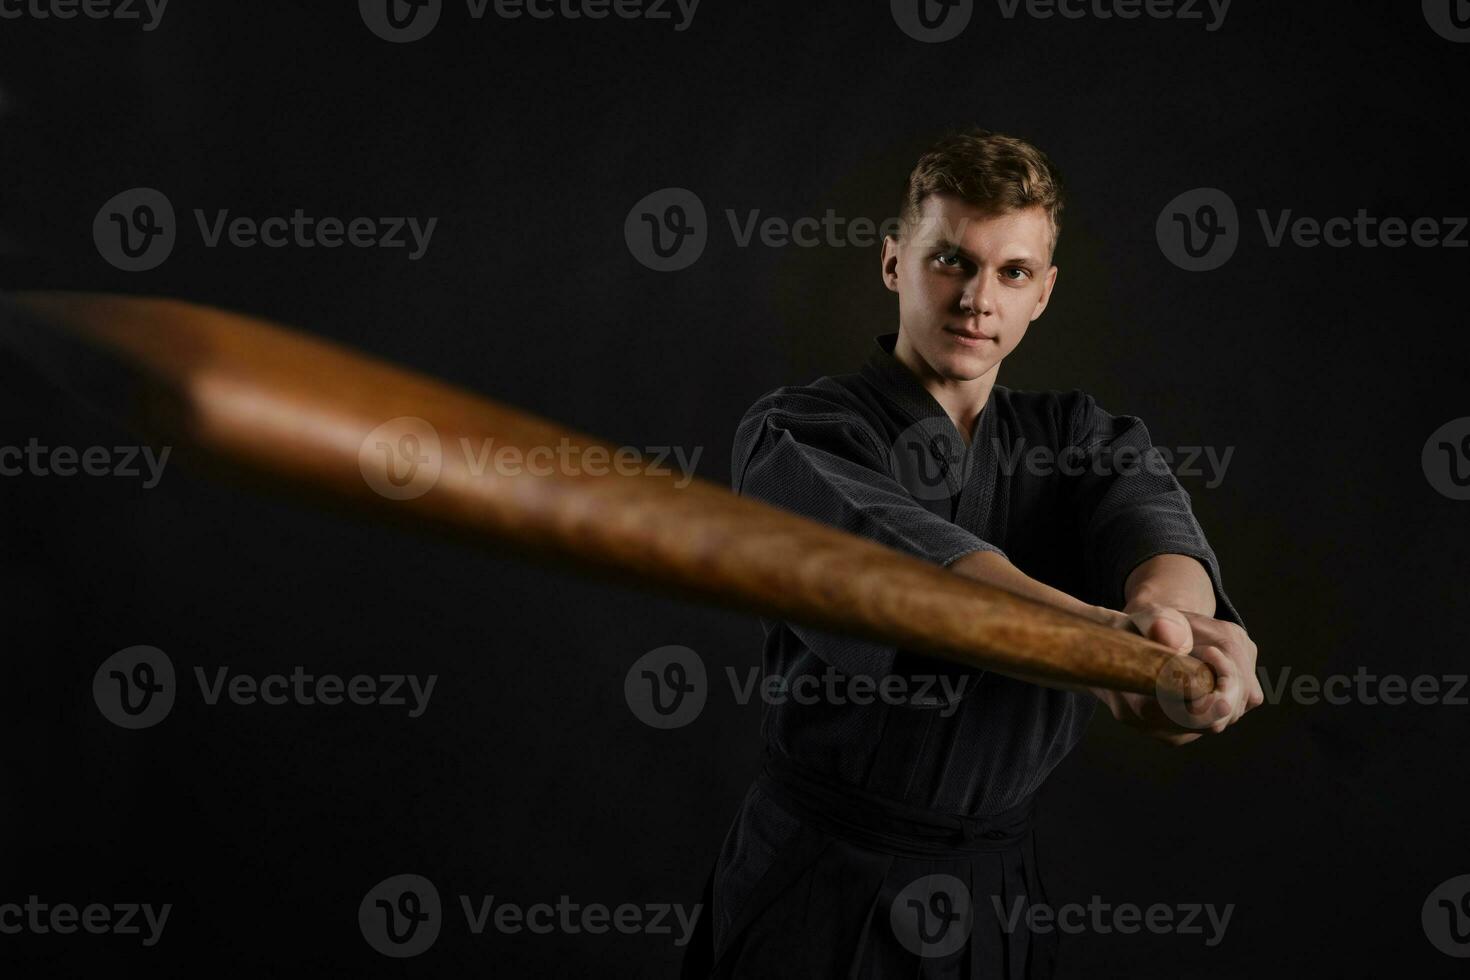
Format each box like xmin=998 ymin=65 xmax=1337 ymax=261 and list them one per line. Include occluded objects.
xmin=944 ymin=326 xmax=996 ymax=347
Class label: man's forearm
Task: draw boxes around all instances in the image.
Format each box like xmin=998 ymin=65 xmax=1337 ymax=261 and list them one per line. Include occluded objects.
xmin=1123 ymin=554 xmax=1216 ymax=617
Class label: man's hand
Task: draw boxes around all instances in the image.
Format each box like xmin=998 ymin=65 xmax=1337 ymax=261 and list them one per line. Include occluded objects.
xmin=947 ymin=552 xmax=1262 ymax=740
xmin=1091 ymin=604 xmax=1264 ymax=745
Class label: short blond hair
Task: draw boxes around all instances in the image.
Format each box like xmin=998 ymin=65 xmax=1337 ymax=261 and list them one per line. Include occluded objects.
xmin=898 ymin=127 xmax=1065 ymax=258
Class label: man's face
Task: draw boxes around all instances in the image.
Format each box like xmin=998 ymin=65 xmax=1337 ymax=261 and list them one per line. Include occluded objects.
xmin=881 ymin=194 xmax=1058 ymax=384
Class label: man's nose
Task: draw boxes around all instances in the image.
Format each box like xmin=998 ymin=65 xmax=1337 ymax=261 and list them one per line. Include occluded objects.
xmin=960 ymin=275 xmax=994 ymax=316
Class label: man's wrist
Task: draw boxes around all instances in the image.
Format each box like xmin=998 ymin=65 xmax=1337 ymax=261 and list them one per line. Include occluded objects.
xmin=1090 ymin=605 xmax=1131 ymax=629
xmin=1123 ymin=555 xmax=1217 ymax=617
xmin=1124 ymin=594 xmax=1209 ymax=617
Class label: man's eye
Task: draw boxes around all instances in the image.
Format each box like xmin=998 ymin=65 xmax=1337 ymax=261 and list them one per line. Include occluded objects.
xmin=1003 ymin=267 xmax=1029 ymax=281
xmin=935 ymin=253 xmax=962 ymax=268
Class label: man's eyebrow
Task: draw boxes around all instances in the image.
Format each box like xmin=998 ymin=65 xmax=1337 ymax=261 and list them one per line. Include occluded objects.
xmin=932 ymin=237 xmax=1041 ymax=268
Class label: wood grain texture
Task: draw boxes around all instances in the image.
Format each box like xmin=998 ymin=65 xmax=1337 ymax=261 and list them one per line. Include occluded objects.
xmin=2 ymin=292 xmax=1214 ymax=700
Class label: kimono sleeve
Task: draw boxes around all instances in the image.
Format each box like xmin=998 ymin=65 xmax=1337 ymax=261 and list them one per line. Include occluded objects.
xmin=1064 ymin=392 xmax=1243 ymax=625
xmin=732 ymin=390 xmax=1005 ymax=568
xmin=730 ymin=388 xmax=1005 ymax=680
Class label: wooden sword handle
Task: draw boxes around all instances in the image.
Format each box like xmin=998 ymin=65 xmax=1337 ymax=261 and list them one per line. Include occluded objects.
xmin=0 ymin=291 xmax=1214 ymax=700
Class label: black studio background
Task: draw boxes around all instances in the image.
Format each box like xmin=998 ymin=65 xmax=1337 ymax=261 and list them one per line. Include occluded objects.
xmin=2 ymin=1 xmax=1468 ymax=976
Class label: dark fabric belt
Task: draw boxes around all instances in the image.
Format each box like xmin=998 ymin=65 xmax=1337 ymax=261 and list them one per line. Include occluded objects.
xmin=756 ymin=749 xmax=1037 ymax=859
xmin=682 ymin=753 xmax=1057 ymax=978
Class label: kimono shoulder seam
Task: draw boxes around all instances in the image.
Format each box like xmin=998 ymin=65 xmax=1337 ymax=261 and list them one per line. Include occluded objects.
xmin=753 ymin=407 xmax=895 ymax=477
xmin=1062 ymin=388 xmax=1099 ymax=451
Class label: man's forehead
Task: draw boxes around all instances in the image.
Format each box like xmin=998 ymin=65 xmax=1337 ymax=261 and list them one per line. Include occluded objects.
xmin=911 ymin=198 xmax=1051 ymax=247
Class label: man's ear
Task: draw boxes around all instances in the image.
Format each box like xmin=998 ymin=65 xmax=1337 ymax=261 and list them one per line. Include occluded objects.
xmin=1030 ymin=264 xmax=1059 ymax=322
xmin=880 ymin=235 xmax=901 ymax=293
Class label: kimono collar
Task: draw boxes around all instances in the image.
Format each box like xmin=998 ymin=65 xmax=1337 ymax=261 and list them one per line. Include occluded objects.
xmin=861 ymin=333 xmax=998 ymax=434
xmin=861 ymin=333 xmax=944 ymax=423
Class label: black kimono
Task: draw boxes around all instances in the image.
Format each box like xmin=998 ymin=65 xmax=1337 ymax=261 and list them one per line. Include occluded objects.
xmin=687 ymin=333 xmax=1241 ymax=978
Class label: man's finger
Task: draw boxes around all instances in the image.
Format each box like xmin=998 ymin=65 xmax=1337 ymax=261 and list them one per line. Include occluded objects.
xmin=1192 ymin=645 xmax=1242 ymax=730
xmin=1133 ymin=607 xmax=1193 ymax=653
xmin=1182 ymin=612 xmax=1263 ymax=714
xmin=1245 ymin=644 xmax=1264 ymax=708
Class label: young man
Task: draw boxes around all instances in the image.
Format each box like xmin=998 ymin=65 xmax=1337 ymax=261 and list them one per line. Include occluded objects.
xmin=687 ymin=128 xmax=1262 ymax=978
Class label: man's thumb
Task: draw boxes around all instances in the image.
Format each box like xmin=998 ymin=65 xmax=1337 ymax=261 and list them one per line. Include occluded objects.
xmin=1139 ymin=609 xmax=1192 ymax=653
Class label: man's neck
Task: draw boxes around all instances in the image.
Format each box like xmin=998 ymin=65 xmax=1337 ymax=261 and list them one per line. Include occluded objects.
xmin=892 ymin=332 xmax=997 ymax=444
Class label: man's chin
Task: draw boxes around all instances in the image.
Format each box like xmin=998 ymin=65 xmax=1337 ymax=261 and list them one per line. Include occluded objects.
xmin=931 ymin=349 xmax=996 ymax=382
